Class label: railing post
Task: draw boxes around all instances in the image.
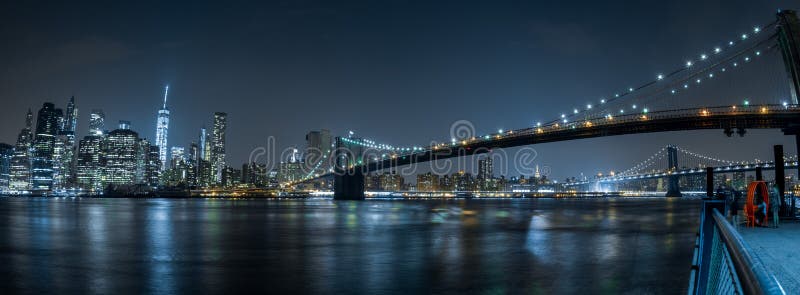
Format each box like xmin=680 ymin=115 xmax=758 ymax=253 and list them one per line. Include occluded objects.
xmin=706 ymin=167 xmax=714 ymax=198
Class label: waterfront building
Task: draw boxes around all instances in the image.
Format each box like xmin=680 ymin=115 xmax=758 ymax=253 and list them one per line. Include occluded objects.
xmin=52 ymin=96 xmax=78 ymax=190
xmin=199 ymin=128 xmax=208 ymax=161
xmin=76 ymin=135 xmax=104 ymax=191
xmin=267 ymin=169 xmax=279 ymax=188
xmin=88 ymin=109 xmax=105 ymax=136
xmin=211 ymin=112 xmax=227 ymax=184
xmin=9 ymin=109 xmax=34 ymax=191
xmin=145 ymin=144 xmax=161 ymax=188
xmin=439 ymin=174 xmax=454 ymax=191
xmin=453 ymin=171 xmax=476 ymax=191
xmin=732 ymin=171 xmax=746 ymax=191
xmin=241 ymin=162 xmax=266 ymax=186
xmin=186 ymin=142 xmax=198 ymax=186
xmin=477 ymin=157 xmax=493 ymax=180
xmin=52 ymin=134 xmax=74 ymax=189
xmin=416 ymin=172 xmax=440 ymax=191
xmin=0 ymin=143 xmax=13 ymax=192
xmin=170 ymin=146 xmax=186 ymax=170
xmin=713 ymin=173 xmax=728 ymax=189
xmin=221 ymin=166 xmax=240 ymax=188
xmin=379 ymin=171 xmax=404 ymax=191
xmin=161 ymin=146 xmax=189 ymax=186
xmin=31 ymin=103 xmax=60 ymax=191
xmin=102 ymin=122 xmax=139 ymax=186
xmin=278 ymin=150 xmax=304 ymax=184
xmin=366 ymin=173 xmax=380 ymax=190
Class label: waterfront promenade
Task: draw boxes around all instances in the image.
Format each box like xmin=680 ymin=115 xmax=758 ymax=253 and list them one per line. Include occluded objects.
xmin=739 ymin=222 xmax=800 ymax=292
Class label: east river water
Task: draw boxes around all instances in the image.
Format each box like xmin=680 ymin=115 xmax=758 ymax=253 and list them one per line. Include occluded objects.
xmin=0 ymin=197 xmax=700 ymax=294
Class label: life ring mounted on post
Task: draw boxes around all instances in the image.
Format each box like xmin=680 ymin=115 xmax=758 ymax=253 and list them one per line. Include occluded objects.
xmin=744 ymin=181 xmax=769 ymax=227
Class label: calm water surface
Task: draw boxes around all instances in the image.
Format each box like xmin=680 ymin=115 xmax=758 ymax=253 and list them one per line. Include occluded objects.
xmin=0 ymin=197 xmax=700 ymax=294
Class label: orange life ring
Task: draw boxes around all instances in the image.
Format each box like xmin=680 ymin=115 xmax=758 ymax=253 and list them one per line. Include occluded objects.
xmin=745 ymin=181 xmax=769 ymax=227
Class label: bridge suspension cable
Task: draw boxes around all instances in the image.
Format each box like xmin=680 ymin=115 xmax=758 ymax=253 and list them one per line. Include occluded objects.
xmin=617 ymin=146 xmax=668 ymax=176
xmin=545 ymin=19 xmax=784 ymax=127
xmin=675 ymin=146 xmax=738 ymax=167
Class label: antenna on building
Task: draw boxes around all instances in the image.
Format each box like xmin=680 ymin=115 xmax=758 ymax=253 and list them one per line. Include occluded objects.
xmin=163 ymin=85 xmax=169 ymax=109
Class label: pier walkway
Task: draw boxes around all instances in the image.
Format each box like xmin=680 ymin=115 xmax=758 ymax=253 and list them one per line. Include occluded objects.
xmin=739 ymin=221 xmax=800 ymax=293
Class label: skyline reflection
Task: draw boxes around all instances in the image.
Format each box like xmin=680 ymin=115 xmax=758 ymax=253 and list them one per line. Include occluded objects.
xmin=0 ymin=197 xmax=700 ymax=294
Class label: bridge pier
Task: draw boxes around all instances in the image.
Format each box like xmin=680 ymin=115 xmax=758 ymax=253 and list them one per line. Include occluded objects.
xmin=781 ymin=129 xmax=800 ymax=217
xmin=333 ymin=136 xmax=366 ymax=200
xmin=778 ymin=10 xmax=800 ymax=104
xmin=755 ymin=166 xmax=763 ymax=181
xmin=334 ymin=169 xmax=365 ymax=200
xmin=665 ymin=145 xmax=682 ymax=197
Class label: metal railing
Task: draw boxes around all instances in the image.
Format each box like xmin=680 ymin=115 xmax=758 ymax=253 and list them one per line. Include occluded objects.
xmin=689 ymin=201 xmax=785 ymax=294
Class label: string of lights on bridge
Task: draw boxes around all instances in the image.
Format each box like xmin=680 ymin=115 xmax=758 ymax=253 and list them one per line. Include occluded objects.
xmin=675 ymin=146 xmax=739 ymax=165
xmin=615 ymin=145 xmax=776 ymax=177
xmin=286 ymin=20 xmax=796 ymax=183
xmin=613 ymin=147 xmax=798 ymax=179
xmin=547 ymin=22 xmax=777 ymax=127
xmin=566 ymin=147 xmax=800 ymax=185
xmin=617 ymin=147 xmax=668 ymax=176
xmin=331 ymin=22 xmax=782 ymax=169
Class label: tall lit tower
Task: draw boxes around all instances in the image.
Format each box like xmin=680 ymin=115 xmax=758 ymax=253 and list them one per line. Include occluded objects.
xmin=211 ymin=112 xmax=227 ymax=184
xmin=155 ymin=85 xmax=170 ymax=171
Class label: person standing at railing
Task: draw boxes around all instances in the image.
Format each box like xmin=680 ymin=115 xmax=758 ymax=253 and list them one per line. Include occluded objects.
xmin=755 ymin=198 xmax=767 ymax=227
xmin=730 ymin=192 xmax=740 ymax=230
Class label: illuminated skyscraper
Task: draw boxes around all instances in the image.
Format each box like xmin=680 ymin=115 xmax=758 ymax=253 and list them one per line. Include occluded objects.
xmin=0 ymin=143 xmax=13 ymax=192
xmin=199 ymin=127 xmax=209 ymax=161
xmin=145 ymin=144 xmax=161 ymax=188
xmin=477 ymin=157 xmax=493 ymax=180
xmin=9 ymin=109 xmax=34 ymax=191
xmin=53 ymin=96 xmax=78 ymax=190
xmin=88 ymin=109 xmax=105 ymax=136
xmin=211 ymin=112 xmax=227 ymax=184
xmin=155 ymin=85 xmax=170 ymax=171
xmin=31 ymin=103 xmax=60 ymax=191
xmin=102 ymin=122 xmax=139 ymax=185
xmin=196 ymin=128 xmax=212 ymax=187
xmin=170 ymin=146 xmax=185 ymax=170
xmin=76 ymin=135 xmax=103 ymax=191
xmin=63 ymin=96 xmax=77 ymax=134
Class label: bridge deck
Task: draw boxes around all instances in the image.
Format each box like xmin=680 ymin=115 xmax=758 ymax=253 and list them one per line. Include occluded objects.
xmin=738 ymin=220 xmax=800 ymax=292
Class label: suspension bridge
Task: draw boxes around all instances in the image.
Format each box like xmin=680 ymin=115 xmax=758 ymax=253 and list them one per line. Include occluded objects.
xmin=563 ymin=145 xmax=798 ymax=190
xmin=286 ymin=10 xmax=800 ymax=200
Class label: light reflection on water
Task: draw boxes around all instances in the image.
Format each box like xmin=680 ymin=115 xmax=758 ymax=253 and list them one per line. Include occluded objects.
xmin=0 ymin=197 xmax=700 ymax=294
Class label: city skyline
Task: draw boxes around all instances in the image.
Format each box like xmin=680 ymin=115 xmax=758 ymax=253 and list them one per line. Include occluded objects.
xmin=2 ymin=2 xmax=800 ymax=294
xmin=2 ymin=1 xmax=800 ymax=181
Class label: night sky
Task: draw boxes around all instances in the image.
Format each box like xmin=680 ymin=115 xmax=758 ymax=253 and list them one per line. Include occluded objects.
xmin=2 ymin=0 xmax=800 ymax=180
